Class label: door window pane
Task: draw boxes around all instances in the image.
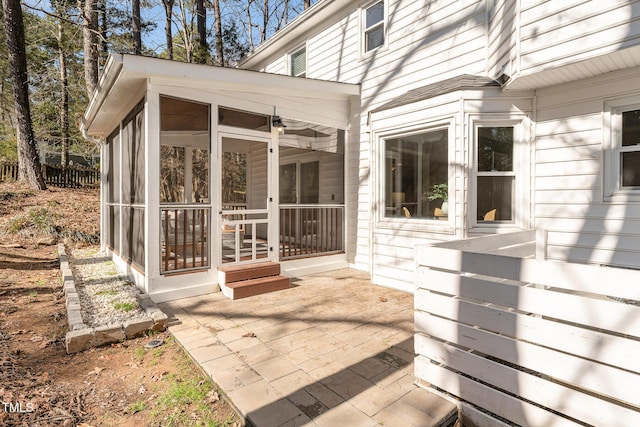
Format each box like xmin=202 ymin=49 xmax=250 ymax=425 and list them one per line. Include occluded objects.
xmin=222 ymin=151 xmax=247 ymax=205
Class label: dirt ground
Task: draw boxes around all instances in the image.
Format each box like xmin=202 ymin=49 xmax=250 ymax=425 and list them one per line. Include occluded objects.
xmin=0 ymin=183 xmax=241 ymax=426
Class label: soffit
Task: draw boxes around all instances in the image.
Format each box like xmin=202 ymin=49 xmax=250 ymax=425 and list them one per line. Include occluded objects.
xmin=82 ymin=54 xmax=359 ymax=137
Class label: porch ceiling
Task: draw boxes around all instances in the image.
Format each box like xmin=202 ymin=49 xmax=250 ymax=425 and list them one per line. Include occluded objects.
xmin=82 ymin=54 xmax=360 ymax=139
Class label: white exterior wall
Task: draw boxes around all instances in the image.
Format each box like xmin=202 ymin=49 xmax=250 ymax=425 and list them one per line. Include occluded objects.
xmin=519 ymin=1 xmax=640 ymax=76
xmin=243 ymin=0 xmax=640 ymax=288
xmin=486 ymin=0 xmax=517 ymax=78
xmin=535 ymin=67 xmax=640 ymax=269
xmin=254 ymin=0 xmax=490 ymax=277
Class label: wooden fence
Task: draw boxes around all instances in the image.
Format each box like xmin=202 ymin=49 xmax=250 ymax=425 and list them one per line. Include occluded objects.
xmin=415 ymin=244 xmax=640 ymax=427
xmin=0 ymin=162 xmax=99 ymax=188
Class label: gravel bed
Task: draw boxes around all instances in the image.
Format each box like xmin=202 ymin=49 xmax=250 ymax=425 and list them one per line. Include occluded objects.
xmin=69 ymin=247 xmax=148 ymax=327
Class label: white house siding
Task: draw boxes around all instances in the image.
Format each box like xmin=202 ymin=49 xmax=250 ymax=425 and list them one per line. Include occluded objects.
xmin=279 ymin=146 xmax=345 ymax=204
xmin=486 ymin=0 xmax=517 ymax=79
xmin=244 ymin=0 xmax=496 ymax=285
xmin=518 ymin=0 xmax=640 ymax=78
xmin=535 ymin=67 xmax=640 ymax=269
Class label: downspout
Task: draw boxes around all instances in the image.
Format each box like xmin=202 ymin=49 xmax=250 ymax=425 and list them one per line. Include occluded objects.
xmin=366 ymin=110 xmax=374 ymax=277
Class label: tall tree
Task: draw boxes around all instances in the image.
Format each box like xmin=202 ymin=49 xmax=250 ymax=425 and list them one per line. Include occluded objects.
xmin=132 ymin=0 xmax=141 ymax=54
xmin=80 ymin=0 xmax=98 ymax=97
xmin=56 ymin=6 xmax=70 ymax=168
xmin=162 ymin=0 xmax=175 ymax=60
xmin=2 ymin=0 xmax=46 ymax=189
xmin=213 ymin=0 xmax=223 ymax=65
xmin=194 ymin=0 xmax=207 ymax=63
xmin=176 ymin=0 xmax=194 ymax=62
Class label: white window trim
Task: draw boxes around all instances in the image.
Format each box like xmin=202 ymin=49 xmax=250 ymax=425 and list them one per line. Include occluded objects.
xmin=360 ymin=0 xmax=388 ymax=58
xmin=468 ymin=115 xmax=531 ymax=232
xmin=604 ymin=96 xmax=640 ymax=201
xmin=374 ymin=119 xmax=456 ymax=233
xmin=288 ymin=43 xmax=307 ymax=78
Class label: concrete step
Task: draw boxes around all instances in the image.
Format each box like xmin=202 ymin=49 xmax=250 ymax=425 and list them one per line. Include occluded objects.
xmin=218 ymin=261 xmax=281 ymax=286
xmin=221 ymin=275 xmax=290 ymax=300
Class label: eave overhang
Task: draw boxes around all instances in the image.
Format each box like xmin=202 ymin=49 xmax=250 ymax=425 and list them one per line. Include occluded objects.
xmin=81 ymin=54 xmax=360 ymax=139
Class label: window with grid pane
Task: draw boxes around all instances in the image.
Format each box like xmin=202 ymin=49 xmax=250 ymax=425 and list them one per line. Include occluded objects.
xmin=290 ymin=46 xmax=306 ymax=77
xmin=364 ymin=1 xmax=384 ymax=53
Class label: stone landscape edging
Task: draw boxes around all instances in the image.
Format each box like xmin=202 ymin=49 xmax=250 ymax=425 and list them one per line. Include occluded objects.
xmin=59 ymin=244 xmax=168 ymax=353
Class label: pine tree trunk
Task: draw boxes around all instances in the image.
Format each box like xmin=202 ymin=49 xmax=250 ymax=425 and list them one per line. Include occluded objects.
xmin=132 ymin=0 xmax=142 ymax=54
xmin=2 ymin=0 xmax=46 ymax=190
xmin=80 ymin=0 xmax=99 ymax=97
xmin=58 ymin=21 xmax=69 ymax=170
xmin=196 ymin=0 xmax=207 ymax=63
xmin=213 ymin=0 xmax=223 ymax=65
xmin=163 ymin=0 xmax=175 ymax=60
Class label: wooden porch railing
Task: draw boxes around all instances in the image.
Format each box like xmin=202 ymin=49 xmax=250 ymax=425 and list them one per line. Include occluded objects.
xmin=161 ymin=206 xmax=210 ymax=274
xmin=279 ymin=205 xmax=344 ymax=260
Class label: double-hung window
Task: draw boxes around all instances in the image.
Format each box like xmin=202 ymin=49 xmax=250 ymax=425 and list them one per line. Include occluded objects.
xmin=290 ymin=45 xmax=306 ymax=78
xmin=605 ymin=99 xmax=640 ymax=196
xmin=363 ymin=1 xmax=385 ymax=53
xmin=620 ymin=110 xmax=640 ymax=188
xmin=476 ymin=126 xmax=515 ymax=223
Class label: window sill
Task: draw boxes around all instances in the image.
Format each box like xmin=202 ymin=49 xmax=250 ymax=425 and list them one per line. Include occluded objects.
xmin=376 ymin=218 xmax=456 ymax=235
xmin=359 ymin=43 xmax=388 ymax=62
xmin=605 ymin=191 xmax=640 ymax=203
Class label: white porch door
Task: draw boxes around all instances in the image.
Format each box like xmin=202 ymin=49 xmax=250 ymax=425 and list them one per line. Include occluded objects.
xmin=218 ymin=133 xmax=273 ymax=265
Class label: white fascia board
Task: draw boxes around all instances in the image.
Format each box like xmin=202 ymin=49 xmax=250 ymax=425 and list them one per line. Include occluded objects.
xmin=123 ymin=54 xmax=359 ymax=100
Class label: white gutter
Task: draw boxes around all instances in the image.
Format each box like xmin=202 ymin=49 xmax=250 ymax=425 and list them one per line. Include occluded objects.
xmin=80 ymin=54 xmax=125 ymax=143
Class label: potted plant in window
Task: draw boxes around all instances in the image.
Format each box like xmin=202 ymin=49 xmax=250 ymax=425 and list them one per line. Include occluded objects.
xmin=427 ymin=183 xmax=449 ymax=215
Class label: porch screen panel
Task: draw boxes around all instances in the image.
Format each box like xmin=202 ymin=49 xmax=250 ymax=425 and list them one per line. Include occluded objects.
xmin=121 ymin=116 xmax=132 ymax=204
xmin=160 ymin=96 xmax=211 ymax=274
xmin=120 ymin=101 xmax=145 ymax=268
xmin=106 ymin=129 xmax=120 ymax=250
xmin=160 ymin=146 xmax=185 ymax=203
xmin=132 ymin=107 xmax=145 ymax=203
xmin=122 ymin=207 xmax=145 ymax=269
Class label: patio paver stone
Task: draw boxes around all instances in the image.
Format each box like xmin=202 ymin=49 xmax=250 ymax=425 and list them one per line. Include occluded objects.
xmin=160 ymin=269 xmax=457 ymax=427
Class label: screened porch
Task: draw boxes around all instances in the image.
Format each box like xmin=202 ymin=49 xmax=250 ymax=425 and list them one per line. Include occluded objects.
xmin=157 ymin=97 xmax=345 ymax=274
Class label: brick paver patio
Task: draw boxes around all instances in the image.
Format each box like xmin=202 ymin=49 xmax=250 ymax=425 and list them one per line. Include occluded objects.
xmin=158 ymin=269 xmax=456 ymax=427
